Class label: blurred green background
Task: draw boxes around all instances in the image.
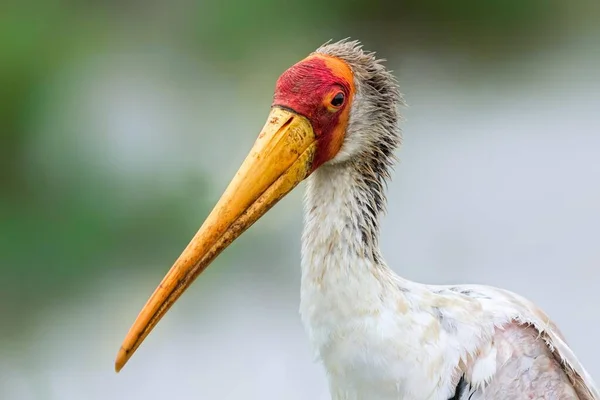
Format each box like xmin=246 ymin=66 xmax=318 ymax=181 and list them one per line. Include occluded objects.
xmin=1 ymin=0 xmax=599 ymax=399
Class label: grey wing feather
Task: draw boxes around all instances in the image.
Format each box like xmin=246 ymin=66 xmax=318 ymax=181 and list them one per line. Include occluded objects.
xmin=447 ymin=285 xmax=599 ymax=400
xmin=467 ymin=323 xmax=581 ymax=399
xmin=540 ymin=323 xmax=598 ymax=399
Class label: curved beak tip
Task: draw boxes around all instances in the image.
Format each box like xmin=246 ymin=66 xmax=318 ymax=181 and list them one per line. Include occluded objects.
xmin=114 ymin=348 xmax=128 ymax=373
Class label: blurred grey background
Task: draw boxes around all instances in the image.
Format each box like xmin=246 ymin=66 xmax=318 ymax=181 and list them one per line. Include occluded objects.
xmin=1 ymin=0 xmax=599 ymax=399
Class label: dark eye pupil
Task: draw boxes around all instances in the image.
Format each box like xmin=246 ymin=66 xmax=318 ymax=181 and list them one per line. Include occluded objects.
xmin=331 ymin=92 xmax=345 ymax=107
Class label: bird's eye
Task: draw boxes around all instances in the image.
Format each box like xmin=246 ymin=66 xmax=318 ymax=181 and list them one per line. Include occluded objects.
xmin=330 ymin=92 xmax=345 ymax=108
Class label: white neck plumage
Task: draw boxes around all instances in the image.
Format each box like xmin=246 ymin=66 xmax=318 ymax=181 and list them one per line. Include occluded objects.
xmin=302 ymin=161 xmax=382 ymax=269
xmin=299 ymin=160 xmax=403 ymax=316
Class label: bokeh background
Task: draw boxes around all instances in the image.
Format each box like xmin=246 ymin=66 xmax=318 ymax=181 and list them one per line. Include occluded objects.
xmin=2 ymin=0 xmax=600 ymax=398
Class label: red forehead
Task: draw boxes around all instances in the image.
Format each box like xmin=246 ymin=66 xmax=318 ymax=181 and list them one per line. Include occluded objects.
xmin=272 ymin=54 xmax=354 ymax=136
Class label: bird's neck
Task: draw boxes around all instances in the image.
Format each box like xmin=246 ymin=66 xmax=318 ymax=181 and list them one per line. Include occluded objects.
xmin=301 ymin=160 xmax=392 ymax=285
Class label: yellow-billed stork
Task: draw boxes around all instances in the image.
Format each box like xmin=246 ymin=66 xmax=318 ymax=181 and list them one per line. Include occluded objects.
xmin=114 ymin=40 xmax=598 ymax=400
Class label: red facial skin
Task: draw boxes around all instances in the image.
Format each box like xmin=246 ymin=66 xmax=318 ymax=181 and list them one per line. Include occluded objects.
xmin=272 ymin=54 xmax=355 ymax=171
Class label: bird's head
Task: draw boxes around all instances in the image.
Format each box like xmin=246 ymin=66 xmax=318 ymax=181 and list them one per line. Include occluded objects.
xmin=274 ymin=40 xmax=401 ymax=170
xmin=115 ymin=40 xmax=401 ymax=372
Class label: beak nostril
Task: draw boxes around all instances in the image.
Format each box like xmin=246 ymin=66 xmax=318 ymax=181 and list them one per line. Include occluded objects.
xmin=278 ymin=114 xmax=294 ymax=131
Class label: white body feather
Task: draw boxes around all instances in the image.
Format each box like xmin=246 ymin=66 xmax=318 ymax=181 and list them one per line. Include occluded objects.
xmin=300 ymin=164 xmax=598 ymax=400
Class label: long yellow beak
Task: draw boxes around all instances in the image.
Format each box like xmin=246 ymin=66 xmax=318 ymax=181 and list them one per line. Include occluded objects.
xmin=115 ymin=107 xmax=316 ymax=372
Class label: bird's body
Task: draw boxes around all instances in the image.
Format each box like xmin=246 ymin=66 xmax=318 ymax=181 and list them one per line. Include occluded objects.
xmin=301 ymin=156 xmax=595 ymax=400
xmin=115 ymin=40 xmax=598 ymax=399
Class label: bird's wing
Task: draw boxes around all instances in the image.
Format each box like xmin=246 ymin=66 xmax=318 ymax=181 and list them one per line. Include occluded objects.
xmin=441 ymin=285 xmax=599 ymax=400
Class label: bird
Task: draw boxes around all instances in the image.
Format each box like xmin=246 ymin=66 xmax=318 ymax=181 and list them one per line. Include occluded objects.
xmin=114 ymin=39 xmax=599 ymax=399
